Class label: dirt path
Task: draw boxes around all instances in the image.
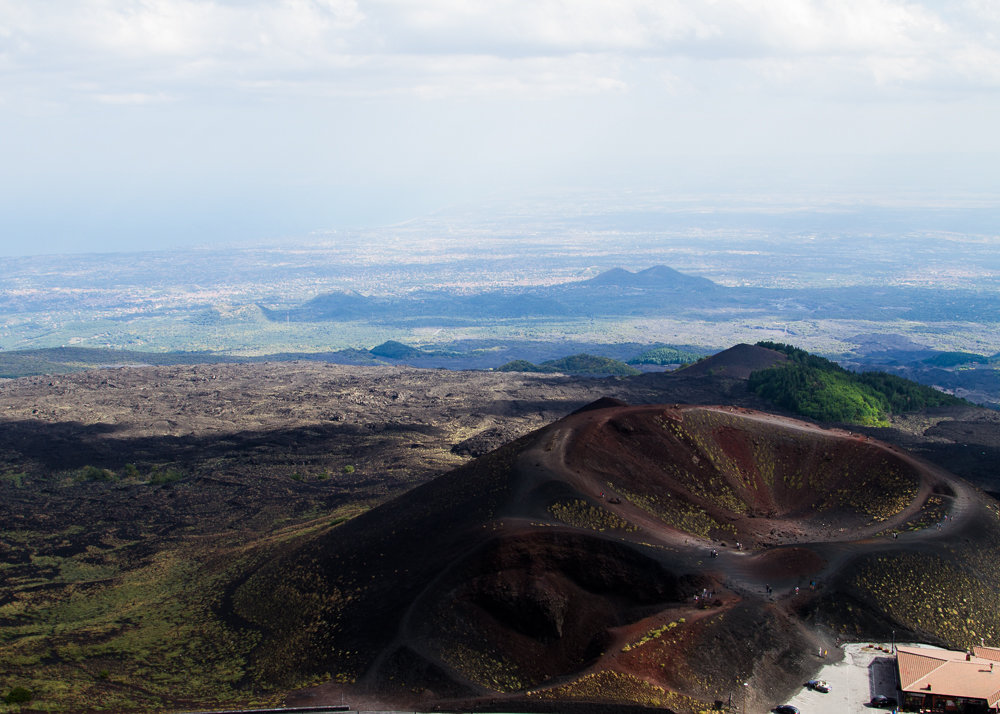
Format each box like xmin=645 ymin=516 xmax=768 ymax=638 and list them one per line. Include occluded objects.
xmin=533 ymin=404 xmax=983 ymax=603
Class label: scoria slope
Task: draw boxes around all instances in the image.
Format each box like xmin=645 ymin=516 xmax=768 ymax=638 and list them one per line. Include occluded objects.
xmin=238 ymin=401 xmax=1000 ymax=713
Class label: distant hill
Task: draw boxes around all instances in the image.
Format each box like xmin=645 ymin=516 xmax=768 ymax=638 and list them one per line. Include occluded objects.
xmin=581 ymin=265 xmax=719 ymax=291
xmin=262 ymin=265 xmax=724 ymax=324
xmin=261 ymin=265 xmax=1000 ymax=328
xmin=369 ymin=340 xmax=424 ymax=360
xmin=497 ymin=353 xmax=641 ymax=376
xmin=674 ymin=342 xmax=789 ymax=379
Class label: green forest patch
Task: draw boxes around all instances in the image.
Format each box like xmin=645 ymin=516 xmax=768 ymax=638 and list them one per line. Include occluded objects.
xmin=748 ymin=342 xmax=965 ymax=426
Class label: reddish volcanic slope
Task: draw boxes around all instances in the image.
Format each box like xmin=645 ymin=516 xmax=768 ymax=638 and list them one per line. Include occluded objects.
xmin=237 ymin=402 xmax=987 ymax=713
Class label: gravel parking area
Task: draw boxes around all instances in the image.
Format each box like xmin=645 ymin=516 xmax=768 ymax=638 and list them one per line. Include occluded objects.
xmin=781 ymin=643 xmax=903 ymax=714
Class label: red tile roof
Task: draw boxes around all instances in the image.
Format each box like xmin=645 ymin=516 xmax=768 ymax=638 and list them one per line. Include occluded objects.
xmin=898 ymin=646 xmax=1000 ymax=707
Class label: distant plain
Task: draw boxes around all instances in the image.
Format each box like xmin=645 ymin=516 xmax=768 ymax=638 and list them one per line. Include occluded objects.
xmin=2 ymin=196 xmax=997 ymax=405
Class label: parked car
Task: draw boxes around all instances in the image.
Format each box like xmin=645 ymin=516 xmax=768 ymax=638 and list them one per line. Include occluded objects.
xmin=774 ymin=706 xmax=800 ymax=714
xmin=871 ymin=694 xmax=898 ymax=708
xmin=806 ymin=679 xmax=831 ymax=692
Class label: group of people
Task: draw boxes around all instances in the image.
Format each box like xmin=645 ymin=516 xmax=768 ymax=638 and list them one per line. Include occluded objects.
xmin=693 ymin=588 xmax=716 ymax=604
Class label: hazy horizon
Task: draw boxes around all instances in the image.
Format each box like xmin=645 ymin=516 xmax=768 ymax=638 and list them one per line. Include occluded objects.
xmin=2 ymin=190 xmax=999 ymax=261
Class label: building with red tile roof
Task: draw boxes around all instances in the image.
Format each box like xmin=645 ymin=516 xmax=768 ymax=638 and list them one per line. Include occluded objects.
xmin=897 ymin=645 xmax=1000 ymax=711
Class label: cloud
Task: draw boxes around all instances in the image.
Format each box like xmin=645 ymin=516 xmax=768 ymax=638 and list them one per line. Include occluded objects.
xmin=46 ymin=0 xmax=365 ymax=59
xmin=0 ymin=0 xmax=366 ymax=103
xmin=360 ymin=0 xmax=1000 ymax=102
xmin=3 ymin=0 xmax=1000 ymax=105
xmin=367 ymin=0 xmax=719 ymax=54
xmin=367 ymin=0 xmax=946 ymax=58
xmin=93 ymin=91 xmax=175 ymax=104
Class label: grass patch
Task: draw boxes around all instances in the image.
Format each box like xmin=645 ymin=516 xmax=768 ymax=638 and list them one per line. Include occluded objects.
xmin=0 ymin=503 xmax=368 ymax=712
xmin=612 ymin=483 xmax=735 ymax=539
xmin=147 ymin=467 xmax=184 ymax=485
xmin=853 ymin=547 xmax=1000 ymax=648
xmin=529 ymin=670 xmax=710 ymax=711
xmin=1 ymin=472 xmax=28 ymax=488
xmin=439 ymin=642 xmax=528 ymax=693
xmin=621 ymin=619 xmax=685 ymax=652
xmin=548 ymin=500 xmax=636 ymax=532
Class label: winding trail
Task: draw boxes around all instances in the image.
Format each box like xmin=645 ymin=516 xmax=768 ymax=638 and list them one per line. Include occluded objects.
xmin=531 ymin=403 xmax=983 ymax=600
xmin=353 ymin=402 xmax=989 ymax=709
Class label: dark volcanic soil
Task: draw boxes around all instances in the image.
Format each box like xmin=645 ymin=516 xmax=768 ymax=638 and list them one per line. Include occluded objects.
xmin=1 ymin=349 xmax=998 ymax=713
xmin=0 ymin=363 xmax=614 ymax=536
xmin=0 ymin=352 xmax=796 ymax=542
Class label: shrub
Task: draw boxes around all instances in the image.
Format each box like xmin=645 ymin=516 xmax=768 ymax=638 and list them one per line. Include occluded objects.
xmin=81 ymin=465 xmax=115 ymax=481
xmin=342 ymin=465 xmax=355 ymax=474
xmin=1 ymin=472 xmax=27 ymax=488
xmin=148 ymin=468 xmax=184 ymax=485
xmin=4 ymin=686 xmax=33 ymax=704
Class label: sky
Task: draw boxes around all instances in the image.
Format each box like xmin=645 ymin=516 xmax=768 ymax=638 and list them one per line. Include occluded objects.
xmin=1 ymin=0 xmax=1000 ymax=255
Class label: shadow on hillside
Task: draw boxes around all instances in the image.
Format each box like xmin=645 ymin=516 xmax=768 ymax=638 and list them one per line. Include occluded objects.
xmin=0 ymin=417 xmax=441 ymax=472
